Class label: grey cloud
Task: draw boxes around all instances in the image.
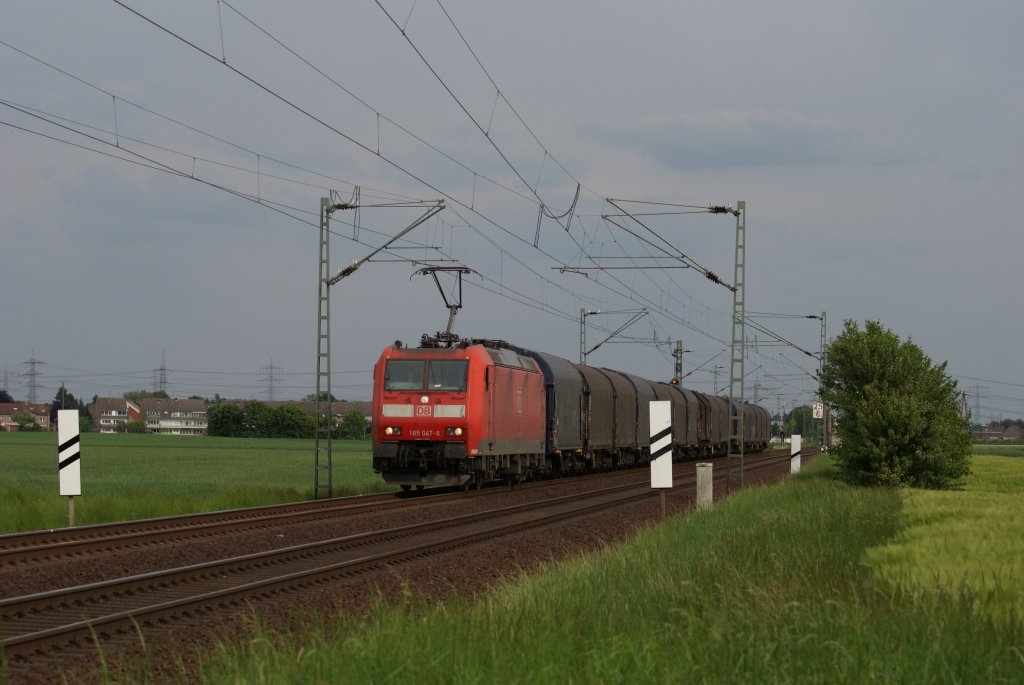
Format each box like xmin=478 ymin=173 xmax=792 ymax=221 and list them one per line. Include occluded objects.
xmin=607 ymin=110 xmax=924 ymax=171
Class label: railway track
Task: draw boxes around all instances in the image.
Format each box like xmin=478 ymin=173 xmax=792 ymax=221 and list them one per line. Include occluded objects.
xmin=1 ymin=450 xmax=800 ymax=668
xmin=0 ymin=447 xmax=801 ymax=569
xmin=0 ymin=491 xmax=402 ymax=567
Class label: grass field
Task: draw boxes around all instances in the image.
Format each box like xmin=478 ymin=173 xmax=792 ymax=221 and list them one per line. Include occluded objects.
xmin=149 ymin=454 xmax=1021 ymax=684
xmin=6 ymin=439 xmax=1023 ymax=682
xmin=973 ymin=443 xmax=1024 ymax=457
xmin=0 ymin=432 xmax=388 ymax=534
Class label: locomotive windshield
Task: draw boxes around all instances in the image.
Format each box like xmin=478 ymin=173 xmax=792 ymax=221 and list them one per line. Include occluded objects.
xmin=384 ymin=359 xmax=467 ymax=391
xmin=384 ymin=360 xmax=426 ymax=390
xmin=428 ymin=360 xmax=467 ymax=391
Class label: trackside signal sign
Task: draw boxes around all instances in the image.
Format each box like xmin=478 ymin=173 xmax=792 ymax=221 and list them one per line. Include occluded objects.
xmin=650 ymin=401 xmax=672 ymax=488
xmin=57 ymin=409 xmax=81 ymax=496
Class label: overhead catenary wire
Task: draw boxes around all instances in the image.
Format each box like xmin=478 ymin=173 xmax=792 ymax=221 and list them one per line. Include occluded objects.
xmin=0 ymin=38 xmax=414 ymax=206
xmin=7 ymin=6 xmax=828 ymax=405
xmin=373 ymin=0 xmax=584 ymax=226
xmin=106 ymin=1 xmax=746 ymax=357
xmin=378 ymin=1 xmax=743 ymax=327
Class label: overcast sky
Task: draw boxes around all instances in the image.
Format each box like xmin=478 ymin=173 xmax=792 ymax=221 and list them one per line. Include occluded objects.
xmin=2 ymin=1 xmax=1021 ymax=421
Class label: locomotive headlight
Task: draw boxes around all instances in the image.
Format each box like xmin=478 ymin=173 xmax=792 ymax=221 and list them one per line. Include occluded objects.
xmin=384 ymin=426 xmax=402 ymax=436
xmin=454 ymin=427 xmax=463 ymax=437
xmin=445 ymin=426 xmax=465 ymax=437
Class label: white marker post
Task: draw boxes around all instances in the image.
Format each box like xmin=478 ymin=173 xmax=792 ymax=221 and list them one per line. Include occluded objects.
xmin=790 ymin=434 xmax=802 ymax=474
xmin=57 ymin=410 xmax=81 ymax=527
xmin=650 ymin=400 xmax=672 ymax=519
xmin=696 ymin=463 xmax=713 ymax=511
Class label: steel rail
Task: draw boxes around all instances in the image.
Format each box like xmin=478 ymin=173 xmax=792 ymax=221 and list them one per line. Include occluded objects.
xmin=0 ymin=448 xmax=795 ymax=567
xmin=1 ymin=453 xmax=797 ymax=662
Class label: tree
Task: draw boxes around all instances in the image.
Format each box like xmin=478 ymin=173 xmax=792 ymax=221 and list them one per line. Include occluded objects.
xmin=243 ymin=401 xmax=274 ymax=438
xmin=207 ymin=403 xmax=245 ymax=437
xmin=0 ymin=389 xmax=14 ymax=403
xmin=337 ymin=410 xmax=368 ymax=439
xmin=10 ymin=410 xmax=39 ymax=431
xmin=819 ymin=320 xmax=971 ymax=489
xmin=50 ymin=384 xmax=83 ymax=423
xmin=123 ymin=390 xmax=169 ymax=402
xmin=271 ymin=405 xmax=316 ymax=438
xmin=117 ymin=419 xmax=148 ymax=434
xmin=783 ymin=405 xmax=815 ymax=439
xmin=303 ymin=391 xmax=338 ymax=402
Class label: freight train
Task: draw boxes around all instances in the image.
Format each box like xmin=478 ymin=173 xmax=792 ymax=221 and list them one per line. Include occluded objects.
xmin=371 ymin=338 xmax=770 ymax=491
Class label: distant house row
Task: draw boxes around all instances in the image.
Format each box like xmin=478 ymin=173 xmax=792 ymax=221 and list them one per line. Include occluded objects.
xmin=92 ymin=398 xmax=372 ymax=435
xmin=2 ymin=399 xmax=372 ymax=434
xmin=972 ymin=424 xmax=1024 ymax=441
xmin=0 ymin=403 xmax=52 ymax=431
xmin=93 ymin=397 xmax=210 ymax=435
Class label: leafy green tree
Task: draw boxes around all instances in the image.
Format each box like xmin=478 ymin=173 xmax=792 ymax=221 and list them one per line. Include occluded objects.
xmin=123 ymin=390 xmax=169 ymax=402
xmin=50 ymin=384 xmax=83 ymax=423
xmin=271 ymin=405 xmax=316 ymax=438
xmin=117 ymin=419 xmax=148 ymax=434
xmin=243 ymin=401 xmax=274 ymax=438
xmin=819 ymin=320 xmax=971 ymax=489
xmin=10 ymin=410 xmax=39 ymax=431
xmin=78 ymin=416 xmax=93 ymax=433
xmin=988 ymin=418 xmax=1024 ymax=430
xmin=302 ymin=392 xmax=338 ymax=402
xmin=783 ymin=405 xmax=815 ymax=438
xmin=337 ymin=409 xmax=368 ymax=439
xmin=207 ymin=404 xmax=245 ymax=437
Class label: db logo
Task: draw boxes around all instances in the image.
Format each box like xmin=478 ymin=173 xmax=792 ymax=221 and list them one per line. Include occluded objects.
xmin=415 ymin=405 xmax=433 ymax=417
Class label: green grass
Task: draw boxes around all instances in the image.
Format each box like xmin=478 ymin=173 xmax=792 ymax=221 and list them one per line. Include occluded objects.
xmin=164 ymin=456 xmax=1024 ymax=685
xmin=0 ymin=432 xmax=389 ymax=534
xmin=973 ymin=444 xmax=1024 ymax=457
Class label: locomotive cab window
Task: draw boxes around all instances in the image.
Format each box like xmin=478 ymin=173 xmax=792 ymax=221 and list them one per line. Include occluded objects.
xmin=384 ymin=360 xmax=426 ymax=390
xmin=428 ymin=360 xmax=468 ymax=391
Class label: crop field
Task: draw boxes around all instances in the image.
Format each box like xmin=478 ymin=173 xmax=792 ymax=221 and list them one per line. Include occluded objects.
xmin=0 ymin=433 xmax=387 ymax=534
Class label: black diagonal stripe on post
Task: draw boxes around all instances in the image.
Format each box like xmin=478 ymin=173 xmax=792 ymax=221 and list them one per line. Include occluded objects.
xmin=59 ymin=452 xmax=81 ymax=470
xmin=650 ymin=426 xmax=672 ymax=446
xmin=59 ymin=434 xmax=80 ymax=454
xmin=652 ymin=444 xmax=672 ymax=460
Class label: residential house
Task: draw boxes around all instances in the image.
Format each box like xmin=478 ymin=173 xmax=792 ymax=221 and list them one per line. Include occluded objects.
xmin=139 ymin=398 xmax=208 ymax=435
xmin=91 ymin=398 xmax=142 ymax=433
xmin=972 ymin=424 xmax=1024 ymax=441
xmin=0 ymin=403 xmax=52 ymax=431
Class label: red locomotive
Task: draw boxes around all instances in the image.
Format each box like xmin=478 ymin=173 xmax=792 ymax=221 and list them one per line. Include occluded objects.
xmin=372 ymin=338 xmax=770 ymax=491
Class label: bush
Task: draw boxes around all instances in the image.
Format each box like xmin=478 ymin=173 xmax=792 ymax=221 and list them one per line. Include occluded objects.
xmin=820 ymin=320 xmax=971 ymax=488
